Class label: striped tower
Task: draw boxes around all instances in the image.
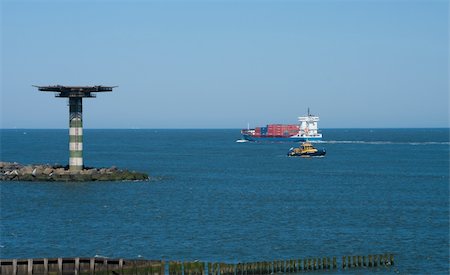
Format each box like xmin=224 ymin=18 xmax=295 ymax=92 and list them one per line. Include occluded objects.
xmin=35 ymin=85 xmax=115 ymax=172
xmin=69 ymin=97 xmax=83 ymax=171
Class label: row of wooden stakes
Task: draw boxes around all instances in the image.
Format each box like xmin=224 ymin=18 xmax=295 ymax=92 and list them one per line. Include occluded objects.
xmin=342 ymin=254 xmax=394 ymax=269
xmin=206 ymin=257 xmax=337 ymax=275
xmin=170 ymin=254 xmax=394 ymax=275
xmin=0 ymin=253 xmax=394 ymax=274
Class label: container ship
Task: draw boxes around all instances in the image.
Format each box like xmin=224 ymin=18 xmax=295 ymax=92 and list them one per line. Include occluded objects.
xmin=241 ymin=109 xmax=322 ymax=142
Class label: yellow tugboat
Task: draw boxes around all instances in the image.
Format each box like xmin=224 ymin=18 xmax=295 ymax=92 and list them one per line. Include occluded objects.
xmin=287 ymin=141 xmax=326 ymax=157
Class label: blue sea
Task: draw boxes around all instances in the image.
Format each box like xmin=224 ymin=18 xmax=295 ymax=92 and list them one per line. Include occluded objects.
xmin=0 ymin=129 xmax=449 ymax=274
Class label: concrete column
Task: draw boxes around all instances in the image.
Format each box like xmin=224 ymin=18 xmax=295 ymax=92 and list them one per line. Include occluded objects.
xmin=69 ymin=97 xmax=83 ymax=171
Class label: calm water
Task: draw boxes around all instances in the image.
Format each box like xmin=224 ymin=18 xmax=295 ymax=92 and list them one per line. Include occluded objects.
xmin=1 ymin=129 xmax=449 ymax=274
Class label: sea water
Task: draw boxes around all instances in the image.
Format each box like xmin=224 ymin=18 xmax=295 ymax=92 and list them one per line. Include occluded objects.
xmin=0 ymin=129 xmax=448 ymax=274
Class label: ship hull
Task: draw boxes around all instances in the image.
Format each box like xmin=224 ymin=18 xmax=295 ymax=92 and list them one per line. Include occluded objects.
xmin=288 ymin=149 xmax=326 ymax=157
xmin=242 ymin=134 xmax=322 ymax=142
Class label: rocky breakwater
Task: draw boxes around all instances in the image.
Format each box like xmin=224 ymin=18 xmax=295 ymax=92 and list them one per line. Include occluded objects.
xmin=0 ymin=162 xmax=149 ymax=182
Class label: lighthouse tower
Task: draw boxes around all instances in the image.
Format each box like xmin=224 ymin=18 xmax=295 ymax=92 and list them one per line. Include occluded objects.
xmin=34 ymin=85 xmax=116 ymax=171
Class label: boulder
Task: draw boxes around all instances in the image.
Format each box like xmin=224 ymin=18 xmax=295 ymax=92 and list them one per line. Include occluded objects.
xmin=0 ymin=162 xmax=149 ymax=182
xmin=43 ymin=167 xmax=54 ymax=175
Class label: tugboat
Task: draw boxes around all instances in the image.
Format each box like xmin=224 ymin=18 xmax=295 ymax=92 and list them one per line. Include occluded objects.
xmin=287 ymin=141 xmax=326 ymax=157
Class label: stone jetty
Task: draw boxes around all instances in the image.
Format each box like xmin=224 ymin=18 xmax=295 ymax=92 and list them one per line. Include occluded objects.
xmin=0 ymin=162 xmax=148 ymax=182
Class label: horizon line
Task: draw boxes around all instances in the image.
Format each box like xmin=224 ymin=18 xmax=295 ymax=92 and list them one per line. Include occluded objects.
xmin=1 ymin=127 xmax=449 ymax=130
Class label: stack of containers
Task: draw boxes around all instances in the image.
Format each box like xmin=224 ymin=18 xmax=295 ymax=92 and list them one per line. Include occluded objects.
xmin=254 ymin=127 xmax=261 ymax=137
xmin=287 ymin=125 xmax=300 ymax=136
xmin=261 ymin=126 xmax=268 ymax=136
xmin=267 ymin=124 xmax=282 ymax=136
xmin=267 ymin=124 xmax=299 ymax=137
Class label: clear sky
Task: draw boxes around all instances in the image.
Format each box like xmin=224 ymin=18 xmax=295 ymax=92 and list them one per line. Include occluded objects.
xmin=1 ymin=0 xmax=448 ymax=128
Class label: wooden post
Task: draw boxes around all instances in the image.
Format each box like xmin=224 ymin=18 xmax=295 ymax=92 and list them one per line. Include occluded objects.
xmin=57 ymin=258 xmax=63 ymax=275
xmin=44 ymin=258 xmax=49 ymax=275
xmin=74 ymin=257 xmax=79 ymax=275
xmin=27 ymin=259 xmax=33 ymax=275
xmin=390 ymin=254 xmax=394 ymax=266
xmin=358 ymin=256 xmax=362 ymax=267
xmin=119 ymin=259 xmax=123 ymax=272
xmin=363 ymin=256 xmax=366 ymax=267
xmin=89 ymin=258 xmax=95 ymax=274
xmin=12 ymin=259 xmax=17 ymax=275
xmin=103 ymin=258 xmax=108 ymax=273
xmin=368 ymin=255 xmax=372 ymax=267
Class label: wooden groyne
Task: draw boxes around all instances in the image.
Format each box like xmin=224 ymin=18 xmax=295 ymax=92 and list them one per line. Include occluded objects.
xmin=0 ymin=254 xmax=394 ymax=274
xmin=0 ymin=258 xmax=163 ymax=275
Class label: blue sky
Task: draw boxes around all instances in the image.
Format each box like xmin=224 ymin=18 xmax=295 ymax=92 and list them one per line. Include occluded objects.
xmin=1 ymin=0 xmax=448 ymax=128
